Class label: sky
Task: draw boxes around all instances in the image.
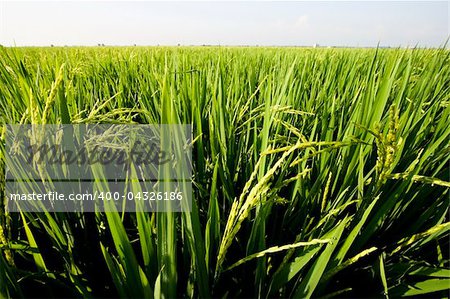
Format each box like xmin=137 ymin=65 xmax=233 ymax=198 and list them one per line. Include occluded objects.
xmin=0 ymin=1 xmax=449 ymax=47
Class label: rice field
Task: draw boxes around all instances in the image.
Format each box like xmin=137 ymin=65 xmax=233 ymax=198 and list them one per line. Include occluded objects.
xmin=0 ymin=46 xmax=449 ymax=298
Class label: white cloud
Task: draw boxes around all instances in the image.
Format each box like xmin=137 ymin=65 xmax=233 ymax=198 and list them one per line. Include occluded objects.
xmin=294 ymin=15 xmax=309 ymax=28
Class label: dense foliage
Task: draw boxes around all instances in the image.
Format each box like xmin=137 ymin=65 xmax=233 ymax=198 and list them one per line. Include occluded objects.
xmin=0 ymin=47 xmax=449 ymax=298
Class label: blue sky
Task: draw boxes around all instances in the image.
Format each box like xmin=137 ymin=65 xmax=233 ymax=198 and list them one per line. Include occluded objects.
xmin=0 ymin=1 xmax=448 ymax=47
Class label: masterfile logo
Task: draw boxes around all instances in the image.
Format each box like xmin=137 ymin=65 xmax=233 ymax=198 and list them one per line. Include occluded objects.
xmin=5 ymin=124 xmax=192 ymax=212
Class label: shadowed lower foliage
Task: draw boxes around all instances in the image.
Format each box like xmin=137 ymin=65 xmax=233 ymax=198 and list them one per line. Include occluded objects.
xmin=0 ymin=46 xmax=449 ymax=298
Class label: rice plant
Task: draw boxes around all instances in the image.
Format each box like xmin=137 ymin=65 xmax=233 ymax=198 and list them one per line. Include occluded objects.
xmin=0 ymin=46 xmax=449 ymax=298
